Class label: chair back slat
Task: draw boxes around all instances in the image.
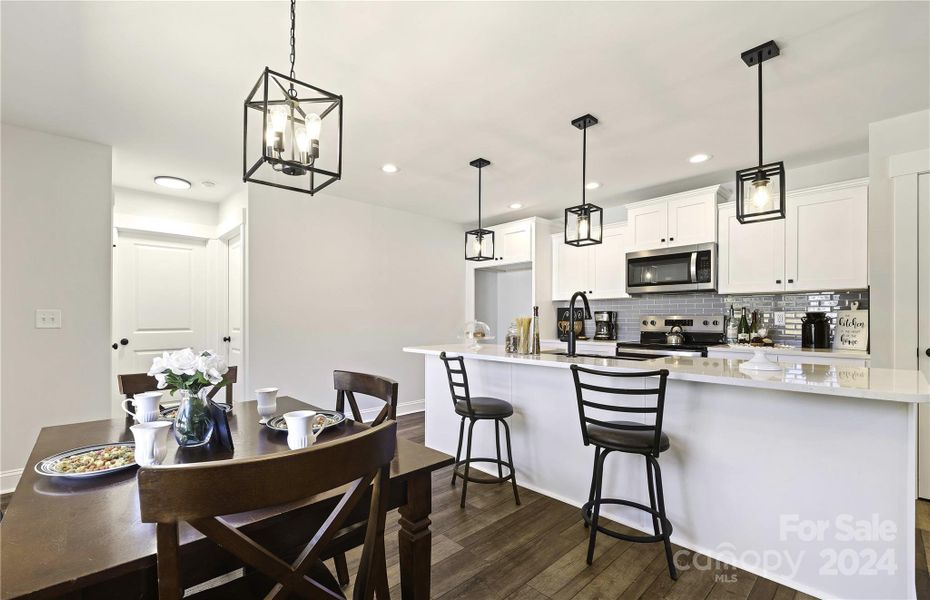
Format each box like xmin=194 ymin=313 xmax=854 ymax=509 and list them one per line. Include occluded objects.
xmin=334 ymin=371 xmax=399 ymax=425
xmin=139 ymin=421 xmax=396 ymax=600
xmin=571 ymin=364 xmax=669 ymax=456
xmin=439 ymin=353 xmax=473 ymax=414
xmin=118 ymin=366 xmax=238 ymax=413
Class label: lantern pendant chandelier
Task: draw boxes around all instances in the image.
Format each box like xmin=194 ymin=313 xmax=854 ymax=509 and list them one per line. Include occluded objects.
xmin=564 ymin=114 xmax=602 ymax=246
xmin=243 ymin=0 xmax=343 ymax=196
xmin=735 ymin=40 xmax=785 ymax=224
xmin=465 ymin=158 xmax=494 ymax=261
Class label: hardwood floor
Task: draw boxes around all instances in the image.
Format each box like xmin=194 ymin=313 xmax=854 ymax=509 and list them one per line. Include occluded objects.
xmin=2 ymin=412 xmax=928 ymax=599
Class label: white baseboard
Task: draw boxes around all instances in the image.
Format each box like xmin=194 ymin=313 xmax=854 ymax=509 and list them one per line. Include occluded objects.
xmin=360 ymin=399 xmax=424 ymax=421
xmin=1 ymin=468 xmax=23 ymax=495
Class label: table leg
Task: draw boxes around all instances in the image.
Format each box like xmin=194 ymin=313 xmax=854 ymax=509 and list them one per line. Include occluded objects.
xmin=398 ymin=471 xmax=432 ymax=600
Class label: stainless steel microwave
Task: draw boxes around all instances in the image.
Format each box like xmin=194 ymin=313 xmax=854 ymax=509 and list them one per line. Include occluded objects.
xmin=625 ymin=243 xmax=717 ymax=294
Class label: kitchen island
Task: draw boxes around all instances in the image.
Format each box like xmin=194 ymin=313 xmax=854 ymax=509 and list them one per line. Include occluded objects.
xmin=404 ymin=344 xmax=929 ymax=600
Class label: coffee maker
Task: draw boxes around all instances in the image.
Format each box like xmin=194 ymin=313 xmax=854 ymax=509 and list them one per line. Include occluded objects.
xmin=593 ymin=311 xmax=617 ymax=341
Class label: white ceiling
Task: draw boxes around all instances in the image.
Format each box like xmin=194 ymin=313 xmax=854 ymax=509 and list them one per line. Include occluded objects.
xmin=2 ymin=1 xmax=928 ymax=224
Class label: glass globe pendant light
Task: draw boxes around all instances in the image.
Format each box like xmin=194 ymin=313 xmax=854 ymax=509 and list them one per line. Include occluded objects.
xmin=243 ymin=0 xmax=343 ymax=195
xmin=564 ymin=114 xmax=602 ymax=246
xmin=465 ymin=158 xmax=494 ymax=261
xmin=735 ymin=40 xmax=785 ymax=224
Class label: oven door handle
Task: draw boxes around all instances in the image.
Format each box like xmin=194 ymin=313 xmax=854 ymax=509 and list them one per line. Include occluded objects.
xmin=690 ymin=252 xmax=698 ymax=282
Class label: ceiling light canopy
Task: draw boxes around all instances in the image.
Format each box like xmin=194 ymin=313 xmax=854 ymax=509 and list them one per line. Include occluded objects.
xmin=154 ymin=176 xmax=191 ymax=190
xmin=564 ymin=114 xmax=603 ymax=247
xmin=243 ymin=0 xmax=343 ymax=196
xmin=465 ymin=158 xmax=494 ymax=262
xmin=381 ymin=164 xmax=399 ymax=173
xmin=688 ymin=153 xmax=712 ymax=164
xmin=735 ymin=40 xmax=785 ymax=224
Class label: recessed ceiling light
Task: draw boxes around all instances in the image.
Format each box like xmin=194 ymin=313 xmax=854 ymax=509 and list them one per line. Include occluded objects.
xmin=585 ymin=181 xmax=601 ymax=190
xmin=509 ymin=203 xmax=523 ymax=209
xmin=201 ymin=180 xmax=216 ymax=188
xmin=154 ymin=176 xmax=191 ymax=190
xmin=688 ymin=153 xmax=712 ymax=164
xmin=381 ymin=163 xmax=399 ymax=173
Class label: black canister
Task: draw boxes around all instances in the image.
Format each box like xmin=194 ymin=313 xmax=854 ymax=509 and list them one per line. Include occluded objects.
xmin=801 ymin=312 xmax=831 ymax=348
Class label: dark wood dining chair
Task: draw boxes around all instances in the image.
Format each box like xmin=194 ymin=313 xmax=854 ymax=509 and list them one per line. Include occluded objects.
xmin=138 ymin=420 xmax=396 ymax=600
xmin=331 ymin=370 xmax=398 ymax=586
xmin=118 ymin=366 xmax=238 ymax=415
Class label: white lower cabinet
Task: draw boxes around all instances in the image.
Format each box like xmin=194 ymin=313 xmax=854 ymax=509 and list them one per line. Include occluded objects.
xmin=717 ymin=179 xmax=868 ymax=295
xmin=551 ymin=223 xmax=629 ymax=301
xmin=706 ymin=348 xmax=869 ymax=367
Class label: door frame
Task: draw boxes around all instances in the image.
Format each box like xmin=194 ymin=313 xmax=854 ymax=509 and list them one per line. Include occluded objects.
xmin=217 ymin=223 xmax=247 ymax=401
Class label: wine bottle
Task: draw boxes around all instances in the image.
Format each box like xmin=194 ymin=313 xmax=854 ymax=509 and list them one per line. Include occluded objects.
xmin=750 ymin=310 xmax=761 ymax=344
xmin=532 ymin=306 xmax=541 ymax=355
xmin=726 ymin=305 xmax=738 ymax=344
xmin=738 ymin=307 xmax=751 ymax=344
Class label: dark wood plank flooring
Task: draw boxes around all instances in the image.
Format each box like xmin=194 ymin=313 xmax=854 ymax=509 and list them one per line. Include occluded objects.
xmin=2 ymin=412 xmax=929 ymax=600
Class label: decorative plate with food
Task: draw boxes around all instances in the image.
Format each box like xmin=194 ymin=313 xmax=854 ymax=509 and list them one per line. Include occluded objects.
xmin=35 ymin=443 xmax=137 ymax=479
xmin=265 ymin=410 xmax=346 ymax=433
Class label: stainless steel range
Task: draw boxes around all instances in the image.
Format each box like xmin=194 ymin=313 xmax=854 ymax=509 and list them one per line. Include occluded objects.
xmin=615 ymin=315 xmax=726 ymax=359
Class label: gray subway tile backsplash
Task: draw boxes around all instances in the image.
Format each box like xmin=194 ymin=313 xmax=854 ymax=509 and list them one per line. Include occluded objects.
xmin=555 ymin=290 xmax=869 ymax=346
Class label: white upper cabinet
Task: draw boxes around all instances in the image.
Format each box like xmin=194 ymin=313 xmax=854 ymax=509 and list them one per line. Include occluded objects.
xmin=717 ymin=179 xmax=868 ymax=295
xmin=551 ymin=223 xmax=629 ymax=301
xmin=718 ymin=203 xmax=786 ymax=294
xmin=489 ymin=220 xmax=533 ymax=265
xmin=626 ymin=185 xmax=728 ymax=251
xmin=785 ymin=180 xmax=868 ymax=292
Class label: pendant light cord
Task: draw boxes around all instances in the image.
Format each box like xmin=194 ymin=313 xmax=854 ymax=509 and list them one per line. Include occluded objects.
xmin=477 ymin=166 xmax=482 ymax=230
xmin=757 ymin=59 xmax=763 ymax=167
xmin=288 ymin=0 xmax=297 ymax=97
xmin=582 ymin=124 xmax=587 ymax=207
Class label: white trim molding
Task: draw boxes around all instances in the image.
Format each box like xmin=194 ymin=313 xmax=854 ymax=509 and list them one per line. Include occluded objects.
xmin=360 ymin=399 xmax=424 ymax=421
xmin=1 ymin=468 xmax=24 ymax=495
xmin=888 ymin=148 xmax=930 ymax=178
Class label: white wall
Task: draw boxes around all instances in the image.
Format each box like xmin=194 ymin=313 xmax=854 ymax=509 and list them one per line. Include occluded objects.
xmin=113 ymin=187 xmax=219 ymax=239
xmin=247 ymin=184 xmax=464 ymax=415
xmin=869 ymin=109 xmax=930 ymax=368
xmin=1 ymin=124 xmax=113 ymax=489
xmin=217 ymin=188 xmax=247 ymax=237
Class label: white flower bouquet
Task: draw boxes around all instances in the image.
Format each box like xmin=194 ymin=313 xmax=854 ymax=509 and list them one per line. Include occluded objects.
xmin=148 ymin=348 xmax=229 ymax=396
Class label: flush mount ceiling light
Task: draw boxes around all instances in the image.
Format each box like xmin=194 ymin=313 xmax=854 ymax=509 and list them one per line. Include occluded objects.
xmin=564 ymin=114 xmax=602 ymax=247
xmin=585 ymin=181 xmax=601 ymax=190
xmin=381 ymin=164 xmax=399 ymax=174
xmin=688 ymin=153 xmax=712 ymax=164
xmin=243 ymin=0 xmax=343 ymax=196
xmin=154 ymin=176 xmax=191 ymax=190
xmin=509 ymin=203 xmax=523 ymax=210
xmin=735 ymin=40 xmax=785 ymax=224
xmin=465 ymin=158 xmax=494 ymax=261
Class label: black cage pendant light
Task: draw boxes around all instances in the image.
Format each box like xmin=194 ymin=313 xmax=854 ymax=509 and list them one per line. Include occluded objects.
xmin=243 ymin=0 xmax=343 ymax=196
xmin=564 ymin=114 xmax=602 ymax=246
xmin=735 ymin=40 xmax=784 ymax=224
xmin=465 ymin=158 xmax=494 ymax=261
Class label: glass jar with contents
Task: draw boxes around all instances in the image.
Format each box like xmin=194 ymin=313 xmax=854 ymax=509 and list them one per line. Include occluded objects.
xmin=505 ymin=322 xmax=519 ymax=354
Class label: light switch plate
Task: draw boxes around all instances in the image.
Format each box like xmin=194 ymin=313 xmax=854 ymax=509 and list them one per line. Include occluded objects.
xmin=35 ymin=309 xmax=62 ymax=329
xmin=774 ymin=311 xmax=786 ymax=327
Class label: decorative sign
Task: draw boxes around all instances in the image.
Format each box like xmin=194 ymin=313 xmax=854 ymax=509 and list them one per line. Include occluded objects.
xmin=833 ymin=308 xmax=869 ymax=351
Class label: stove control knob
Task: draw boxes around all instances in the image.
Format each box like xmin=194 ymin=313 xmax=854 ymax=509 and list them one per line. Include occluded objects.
xmin=650 ymin=320 xmax=656 ymax=326
xmin=703 ymin=320 xmax=709 ymax=326
xmin=713 ymin=320 xmax=720 ymax=326
xmin=642 ymin=320 xmax=648 ymax=326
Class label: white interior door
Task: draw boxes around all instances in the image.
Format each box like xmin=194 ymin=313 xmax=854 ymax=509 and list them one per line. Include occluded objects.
xmin=225 ymin=232 xmax=244 ymax=401
xmin=113 ymin=231 xmax=208 ymax=414
xmin=918 ymin=171 xmax=930 ymax=500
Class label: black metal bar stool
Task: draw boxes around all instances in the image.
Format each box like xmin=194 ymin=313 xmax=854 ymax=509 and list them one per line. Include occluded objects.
xmin=439 ymin=352 xmax=520 ymax=508
xmin=570 ymin=364 xmax=677 ymax=580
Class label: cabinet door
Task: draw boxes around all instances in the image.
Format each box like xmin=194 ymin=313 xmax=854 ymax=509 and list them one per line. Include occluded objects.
xmin=627 ymin=203 xmax=668 ymax=251
xmin=785 ymin=185 xmax=868 ymax=292
xmin=591 ymin=225 xmax=629 ymax=299
xmin=494 ymin=221 xmax=533 ymax=264
xmin=551 ymin=234 xmax=592 ymax=301
xmin=717 ymin=204 xmax=786 ymax=294
xmin=667 ymin=193 xmax=717 ymax=248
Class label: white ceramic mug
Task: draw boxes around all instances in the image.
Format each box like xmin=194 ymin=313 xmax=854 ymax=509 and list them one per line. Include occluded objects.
xmin=122 ymin=391 xmax=163 ymax=423
xmin=255 ymin=387 xmax=279 ymax=424
xmin=283 ymin=410 xmax=326 ymax=450
xmin=130 ymin=421 xmax=172 ymax=466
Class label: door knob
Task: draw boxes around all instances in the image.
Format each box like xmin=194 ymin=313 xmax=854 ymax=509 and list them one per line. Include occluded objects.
xmin=112 ymin=338 xmax=128 ymax=350
xmin=926 ymin=348 xmax=930 ymax=358
xmin=223 ymin=336 xmax=232 ymax=343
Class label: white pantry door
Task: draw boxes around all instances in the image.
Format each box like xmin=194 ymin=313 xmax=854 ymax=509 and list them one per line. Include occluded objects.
xmin=225 ymin=232 xmax=244 ymax=400
xmin=113 ymin=231 xmax=208 ymax=413
xmin=918 ymin=171 xmax=930 ymax=500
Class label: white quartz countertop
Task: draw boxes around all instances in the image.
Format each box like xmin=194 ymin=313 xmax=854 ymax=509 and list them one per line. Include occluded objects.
xmin=404 ymin=344 xmax=928 ymax=403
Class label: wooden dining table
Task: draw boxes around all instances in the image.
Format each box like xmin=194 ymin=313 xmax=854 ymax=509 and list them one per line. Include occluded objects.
xmin=0 ymin=397 xmax=452 ymax=599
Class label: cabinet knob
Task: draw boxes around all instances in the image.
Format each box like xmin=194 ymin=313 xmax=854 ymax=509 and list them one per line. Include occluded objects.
xmin=788 ymin=279 xmax=794 ymax=284
xmin=669 ymin=237 xmax=674 ymax=241
xmin=661 ymin=238 xmax=666 ymax=242
xmin=776 ymin=279 xmax=782 ymax=284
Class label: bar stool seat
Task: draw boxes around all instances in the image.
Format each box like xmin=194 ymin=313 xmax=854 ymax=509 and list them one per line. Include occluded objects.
xmin=455 ymin=397 xmax=513 ymax=418
xmin=586 ymin=421 xmax=670 ymax=453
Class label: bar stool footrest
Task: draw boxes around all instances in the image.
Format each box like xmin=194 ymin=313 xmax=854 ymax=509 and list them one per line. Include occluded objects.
xmin=581 ymin=498 xmax=673 ymax=543
xmin=453 ymin=458 xmax=516 ymax=484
